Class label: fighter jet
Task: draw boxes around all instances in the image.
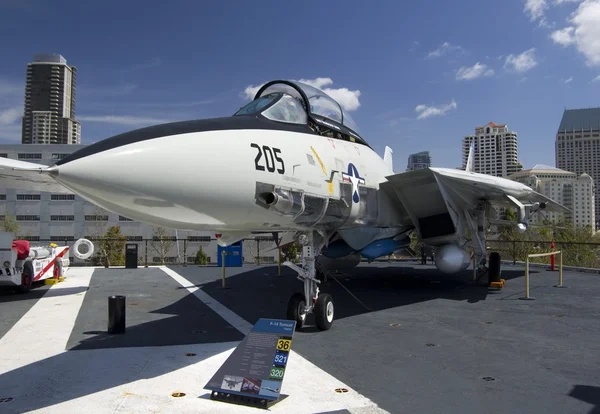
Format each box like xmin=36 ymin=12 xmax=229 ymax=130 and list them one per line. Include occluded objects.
xmin=0 ymin=79 xmax=569 ymax=331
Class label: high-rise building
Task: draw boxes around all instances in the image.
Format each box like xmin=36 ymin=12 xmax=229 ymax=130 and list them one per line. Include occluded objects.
xmin=555 ymin=107 xmax=600 ymax=229
xmin=406 ymin=151 xmax=431 ymax=171
xmin=508 ymin=165 xmax=595 ymax=230
xmin=21 ymin=54 xmax=81 ymax=145
xmin=461 ymin=122 xmax=521 ymax=177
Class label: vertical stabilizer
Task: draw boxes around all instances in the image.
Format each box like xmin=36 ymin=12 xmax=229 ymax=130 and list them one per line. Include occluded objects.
xmin=384 ymin=146 xmax=393 ymax=173
xmin=465 ymin=141 xmax=475 ymax=172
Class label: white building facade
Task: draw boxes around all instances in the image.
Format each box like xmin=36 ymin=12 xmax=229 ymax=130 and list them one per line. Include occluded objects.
xmin=0 ymin=144 xmax=277 ymax=265
xmin=508 ymin=165 xmax=595 ymax=230
xmin=462 ymin=122 xmax=521 ymax=177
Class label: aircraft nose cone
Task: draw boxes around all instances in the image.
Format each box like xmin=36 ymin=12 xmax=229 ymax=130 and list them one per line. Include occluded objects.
xmin=51 ymin=119 xmax=274 ymax=229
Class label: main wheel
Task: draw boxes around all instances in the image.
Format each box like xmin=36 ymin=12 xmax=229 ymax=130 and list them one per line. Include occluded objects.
xmin=286 ymin=293 xmax=307 ymax=330
xmin=18 ymin=263 xmax=33 ymax=294
xmin=314 ymin=293 xmax=334 ymax=331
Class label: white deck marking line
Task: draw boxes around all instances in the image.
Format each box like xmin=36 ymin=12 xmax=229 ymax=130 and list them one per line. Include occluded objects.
xmin=160 ymin=266 xmax=390 ymax=414
xmin=160 ymin=266 xmax=253 ymax=335
xmin=0 ymin=267 xmax=94 ymax=371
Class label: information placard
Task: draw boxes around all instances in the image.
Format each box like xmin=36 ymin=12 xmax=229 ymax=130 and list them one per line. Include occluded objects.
xmin=204 ymin=318 xmax=296 ymax=405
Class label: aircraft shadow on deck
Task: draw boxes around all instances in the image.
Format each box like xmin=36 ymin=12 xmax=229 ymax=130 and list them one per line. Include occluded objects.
xmin=195 ymin=262 xmax=532 ymax=328
xmin=569 ymin=385 xmax=600 ymax=414
xmin=0 ymin=338 xmax=235 ymax=413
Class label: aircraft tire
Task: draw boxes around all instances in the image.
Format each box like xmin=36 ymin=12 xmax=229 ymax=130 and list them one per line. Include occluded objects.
xmin=286 ymin=292 xmax=307 ymax=331
xmin=18 ymin=262 xmax=33 ymax=294
xmin=314 ymin=293 xmax=334 ymax=331
xmin=488 ymin=252 xmax=501 ymax=285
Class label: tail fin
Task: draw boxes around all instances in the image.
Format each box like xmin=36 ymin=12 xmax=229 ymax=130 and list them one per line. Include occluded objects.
xmin=383 ymin=146 xmax=393 ymax=173
xmin=465 ymin=141 xmax=475 ymax=172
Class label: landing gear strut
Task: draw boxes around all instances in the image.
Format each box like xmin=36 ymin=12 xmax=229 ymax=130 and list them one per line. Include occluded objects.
xmin=283 ymin=231 xmax=334 ymax=331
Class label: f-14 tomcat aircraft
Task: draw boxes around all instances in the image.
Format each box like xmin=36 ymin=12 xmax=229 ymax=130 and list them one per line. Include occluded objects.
xmin=0 ymin=79 xmax=568 ymax=331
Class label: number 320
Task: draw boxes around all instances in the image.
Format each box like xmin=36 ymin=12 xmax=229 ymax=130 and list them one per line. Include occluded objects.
xmin=251 ymin=143 xmax=285 ymax=174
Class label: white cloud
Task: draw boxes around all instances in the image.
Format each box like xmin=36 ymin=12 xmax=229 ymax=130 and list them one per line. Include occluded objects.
xmin=524 ymin=0 xmax=582 ymax=26
xmin=592 ymin=74 xmax=600 ymax=81
xmin=504 ymin=48 xmax=538 ymax=73
xmin=426 ymin=42 xmax=465 ymax=59
xmin=550 ymin=26 xmax=576 ymax=45
xmin=565 ymin=76 xmax=574 ymax=82
xmin=550 ymin=0 xmax=600 ymax=67
xmin=524 ymin=0 xmax=549 ymax=22
xmin=0 ymin=107 xmax=21 ymax=125
xmin=455 ymin=62 xmax=495 ymax=80
xmin=415 ymin=99 xmax=457 ymax=120
xmin=242 ymin=77 xmax=362 ymax=111
xmin=78 ymin=115 xmax=173 ymax=126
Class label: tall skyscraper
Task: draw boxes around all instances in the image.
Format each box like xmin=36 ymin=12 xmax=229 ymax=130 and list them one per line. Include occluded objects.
xmin=555 ymin=107 xmax=600 ymax=229
xmin=406 ymin=151 xmax=431 ymax=171
xmin=461 ymin=122 xmax=520 ymax=177
xmin=21 ymin=53 xmax=81 ymax=145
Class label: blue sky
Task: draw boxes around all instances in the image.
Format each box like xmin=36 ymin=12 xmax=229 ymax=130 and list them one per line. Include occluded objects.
xmin=1 ymin=0 xmax=599 ymax=171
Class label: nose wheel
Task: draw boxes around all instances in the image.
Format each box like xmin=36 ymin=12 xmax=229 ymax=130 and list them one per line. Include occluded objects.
xmin=283 ymin=231 xmax=334 ymax=331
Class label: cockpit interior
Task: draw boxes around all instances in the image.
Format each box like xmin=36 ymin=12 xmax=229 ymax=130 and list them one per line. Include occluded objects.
xmin=234 ymin=80 xmax=368 ymax=147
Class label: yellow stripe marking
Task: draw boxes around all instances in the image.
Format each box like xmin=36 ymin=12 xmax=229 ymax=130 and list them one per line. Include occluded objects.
xmin=310 ymin=146 xmax=333 ymax=194
xmin=311 ymin=146 xmax=327 ymax=176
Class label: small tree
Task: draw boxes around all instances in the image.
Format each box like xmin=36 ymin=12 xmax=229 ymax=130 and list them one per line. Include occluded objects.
xmin=195 ymin=246 xmax=209 ymax=265
xmin=281 ymin=241 xmax=301 ymax=262
xmin=93 ymin=225 xmax=126 ymax=267
xmin=150 ymin=227 xmax=175 ymax=264
xmin=1 ymin=214 xmax=19 ymax=234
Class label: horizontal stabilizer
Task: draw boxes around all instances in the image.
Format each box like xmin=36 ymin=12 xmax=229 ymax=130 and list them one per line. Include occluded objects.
xmin=0 ymin=158 xmax=72 ymax=194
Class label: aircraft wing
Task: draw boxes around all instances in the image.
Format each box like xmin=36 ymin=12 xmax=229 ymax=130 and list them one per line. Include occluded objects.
xmin=0 ymin=157 xmax=72 ymax=194
xmin=385 ymin=167 xmax=569 ymax=212
xmin=381 ymin=167 xmax=570 ymax=240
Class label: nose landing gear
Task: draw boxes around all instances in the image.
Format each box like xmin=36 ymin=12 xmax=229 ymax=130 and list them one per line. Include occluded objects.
xmin=282 ymin=231 xmax=334 ymax=331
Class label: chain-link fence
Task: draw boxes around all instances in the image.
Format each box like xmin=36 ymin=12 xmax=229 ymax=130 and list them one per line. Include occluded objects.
xmin=21 ymin=236 xmax=280 ymax=267
xmin=18 ymin=235 xmax=600 ymax=269
xmin=487 ymin=239 xmax=600 ymax=269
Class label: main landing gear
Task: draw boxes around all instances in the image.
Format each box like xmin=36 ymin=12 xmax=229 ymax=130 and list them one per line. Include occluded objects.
xmin=283 ymin=231 xmax=334 ymax=331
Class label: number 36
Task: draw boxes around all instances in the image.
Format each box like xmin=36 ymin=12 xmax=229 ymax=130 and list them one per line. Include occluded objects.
xmin=251 ymin=143 xmax=285 ymax=174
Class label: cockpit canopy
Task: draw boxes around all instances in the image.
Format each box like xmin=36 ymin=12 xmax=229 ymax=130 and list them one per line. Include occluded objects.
xmin=234 ymin=79 xmax=364 ymax=143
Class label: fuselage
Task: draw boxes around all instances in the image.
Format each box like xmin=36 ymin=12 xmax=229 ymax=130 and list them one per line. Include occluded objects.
xmin=51 ymin=116 xmax=395 ymax=233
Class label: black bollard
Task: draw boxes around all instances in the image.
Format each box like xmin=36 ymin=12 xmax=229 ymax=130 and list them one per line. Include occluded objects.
xmin=108 ymin=295 xmax=126 ymax=334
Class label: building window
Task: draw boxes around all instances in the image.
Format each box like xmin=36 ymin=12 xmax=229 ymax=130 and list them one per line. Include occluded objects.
xmin=18 ymin=153 xmax=42 ymax=159
xmin=16 ymin=215 xmax=40 ymax=221
xmin=51 ymin=215 xmax=74 ymax=221
xmin=16 ymin=194 xmax=41 ymax=201
xmin=51 ymin=194 xmax=75 ymax=200
xmin=50 ymin=236 xmax=75 ymax=242
xmin=188 ymin=236 xmax=211 ymax=242
xmin=85 ymin=215 xmax=109 ymax=221
xmin=119 ymin=216 xmax=134 ymax=221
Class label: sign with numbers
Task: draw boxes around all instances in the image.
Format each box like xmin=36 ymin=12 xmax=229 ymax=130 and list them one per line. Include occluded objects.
xmin=204 ymin=318 xmax=296 ymax=402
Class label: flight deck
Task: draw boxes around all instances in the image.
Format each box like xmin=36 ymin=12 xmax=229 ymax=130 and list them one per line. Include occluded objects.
xmin=0 ymin=262 xmax=598 ymax=413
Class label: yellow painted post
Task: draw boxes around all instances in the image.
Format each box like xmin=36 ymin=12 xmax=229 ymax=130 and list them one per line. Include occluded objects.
xmin=520 ymin=255 xmax=535 ymax=300
xmin=559 ymin=252 xmax=563 ymax=285
xmin=221 ymin=250 xmax=226 ymax=289
xmin=554 ymin=251 xmax=566 ymax=288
